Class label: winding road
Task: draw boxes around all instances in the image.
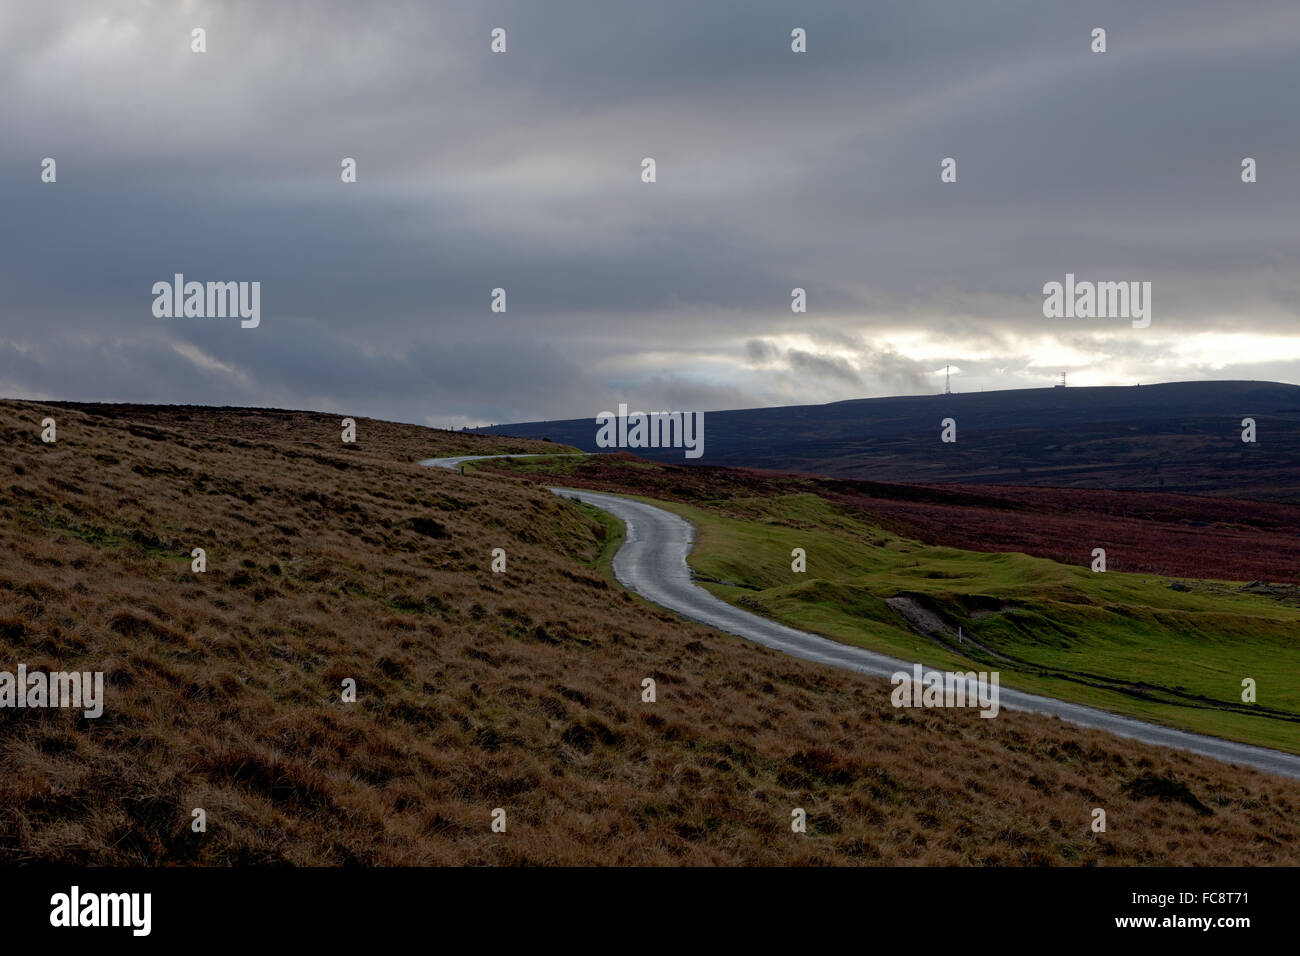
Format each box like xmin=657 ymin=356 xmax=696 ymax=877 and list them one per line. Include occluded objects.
xmin=421 ymin=454 xmax=1300 ymax=779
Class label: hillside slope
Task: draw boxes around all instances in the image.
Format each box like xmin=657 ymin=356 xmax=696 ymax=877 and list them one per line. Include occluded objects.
xmin=1 ymin=400 xmax=1297 ymax=865
xmin=476 ymin=455 xmax=1300 ymax=752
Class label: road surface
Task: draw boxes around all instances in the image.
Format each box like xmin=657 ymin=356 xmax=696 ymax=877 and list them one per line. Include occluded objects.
xmin=421 ymin=455 xmax=1300 ymax=779
xmin=416 ymin=452 xmax=590 ymax=469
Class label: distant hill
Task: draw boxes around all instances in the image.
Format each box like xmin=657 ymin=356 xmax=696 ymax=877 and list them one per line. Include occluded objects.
xmin=470 ymin=380 xmax=1300 ymax=501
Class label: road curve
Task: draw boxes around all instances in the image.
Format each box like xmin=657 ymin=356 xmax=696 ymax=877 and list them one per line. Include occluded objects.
xmin=421 ymin=456 xmax=1300 ymax=779
xmin=416 ymin=452 xmax=590 ymax=469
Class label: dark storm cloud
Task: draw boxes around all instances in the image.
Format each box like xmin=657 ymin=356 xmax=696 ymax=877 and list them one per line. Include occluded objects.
xmin=787 ymin=350 xmax=861 ymax=387
xmin=1 ymin=0 xmax=1298 ymax=425
xmin=745 ymin=339 xmax=780 ymax=364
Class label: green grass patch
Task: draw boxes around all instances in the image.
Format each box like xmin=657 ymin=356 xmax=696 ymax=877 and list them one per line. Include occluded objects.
xmin=571 ymin=501 xmax=625 ymax=583
xmin=635 ymin=492 xmax=1300 ymax=754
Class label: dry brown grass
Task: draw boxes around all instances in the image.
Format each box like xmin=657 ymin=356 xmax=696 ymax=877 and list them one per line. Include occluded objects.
xmin=0 ymin=399 xmax=1296 ymax=865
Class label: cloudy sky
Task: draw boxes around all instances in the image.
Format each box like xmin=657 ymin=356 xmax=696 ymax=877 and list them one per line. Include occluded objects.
xmin=2 ymin=0 xmax=1298 ymax=427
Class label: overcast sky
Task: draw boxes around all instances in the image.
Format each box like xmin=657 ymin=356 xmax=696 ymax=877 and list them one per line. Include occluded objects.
xmin=2 ymin=0 xmax=1298 ymax=428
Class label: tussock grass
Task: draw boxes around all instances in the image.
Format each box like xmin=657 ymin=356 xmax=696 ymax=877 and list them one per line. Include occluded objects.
xmin=492 ymin=456 xmax=1300 ymax=754
xmin=0 ymin=401 xmax=1296 ymax=865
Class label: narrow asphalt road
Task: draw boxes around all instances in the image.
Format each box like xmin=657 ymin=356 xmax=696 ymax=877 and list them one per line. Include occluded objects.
xmin=421 ymin=455 xmax=1300 ymax=779
xmin=416 ymin=452 xmax=590 ymax=469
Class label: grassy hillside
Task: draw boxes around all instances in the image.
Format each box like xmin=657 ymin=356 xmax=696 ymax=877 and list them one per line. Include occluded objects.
xmin=485 ymin=456 xmax=1300 ymax=753
xmin=668 ymin=496 xmax=1300 ymax=753
xmin=1 ymin=400 xmax=1298 ymax=865
xmin=489 ymin=453 xmax=1300 ymax=584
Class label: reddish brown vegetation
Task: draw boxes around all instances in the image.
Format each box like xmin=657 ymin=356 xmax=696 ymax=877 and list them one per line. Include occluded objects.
xmin=825 ymin=482 xmax=1300 ymax=584
xmin=0 ymin=402 xmax=1297 ymax=865
xmin=500 ymin=456 xmax=1300 ymax=584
